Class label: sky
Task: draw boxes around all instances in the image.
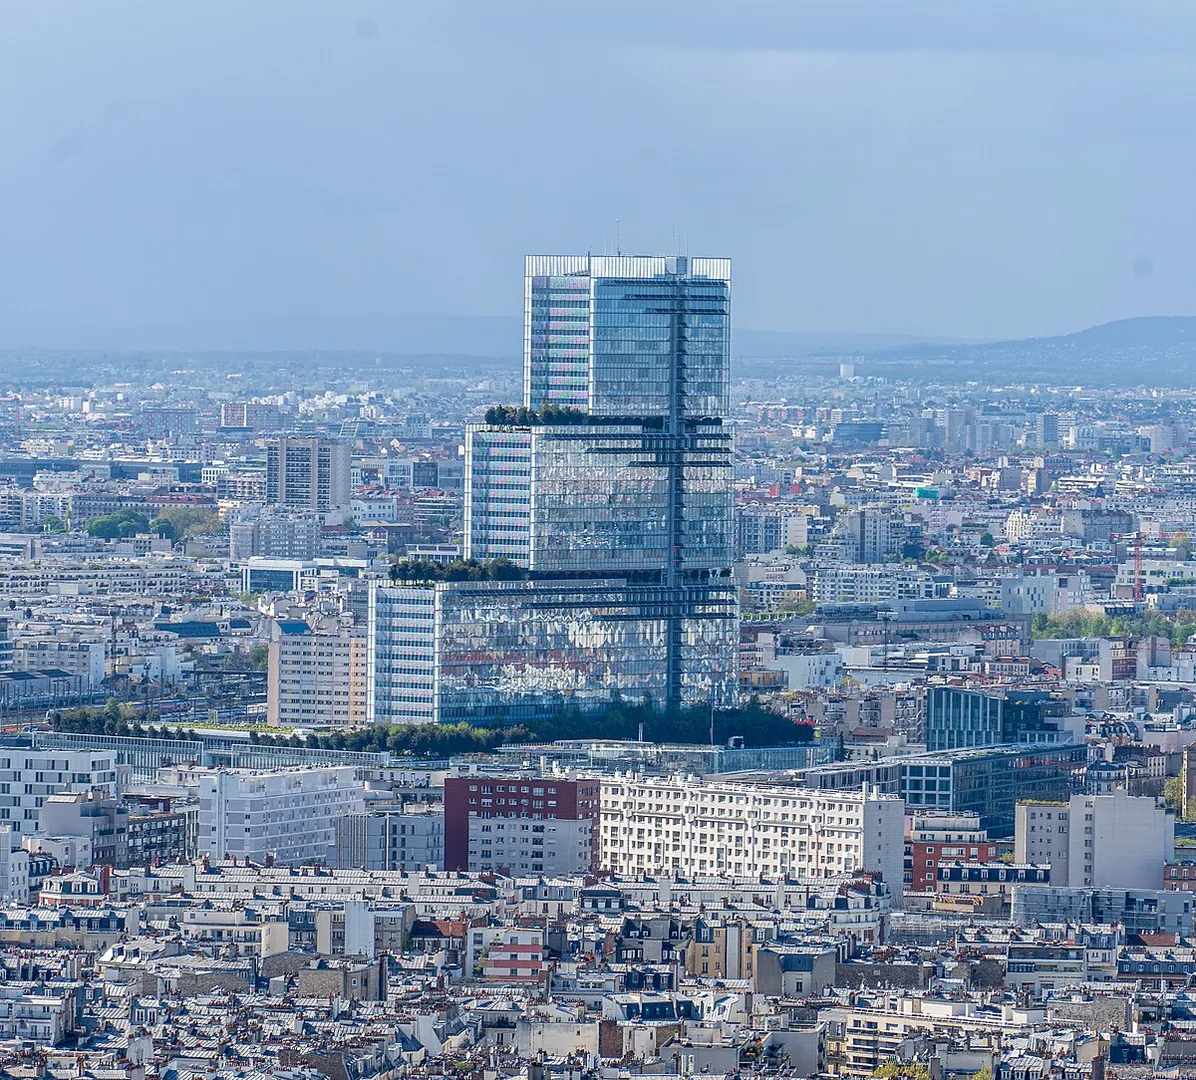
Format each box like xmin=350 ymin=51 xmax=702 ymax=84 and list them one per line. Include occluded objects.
xmin=2 ymin=1 xmax=1195 ymax=345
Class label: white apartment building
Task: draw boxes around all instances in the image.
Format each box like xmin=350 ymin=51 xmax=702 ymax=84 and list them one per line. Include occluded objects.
xmin=0 ymin=827 xmax=29 ymax=903
xmin=599 ymin=776 xmax=904 ymax=892
xmin=197 ymin=767 xmax=366 ymax=866
xmin=1004 ymin=509 xmax=1061 ymax=543
xmin=767 ymin=650 xmax=844 ymax=689
xmin=0 ymin=557 xmax=201 ymax=598
xmin=334 ymin=806 xmax=445 ymax=871
xmin=1001 ymin=571 xmax=1091 ymax=616
xmin=1015 ymin=790 xmax=1174 ymax=890
xmin=0 ymin=749 xmax=120 ymax=836
xmin=266 ymin=629 xmax=368 ymax=727
xmin=811 ymin=566 xmax=947 ymax=605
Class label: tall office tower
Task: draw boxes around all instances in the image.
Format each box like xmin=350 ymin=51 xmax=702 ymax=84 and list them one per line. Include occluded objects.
xmin=523 ymin=254 xmax=731 ymax=418
xmin=372 ymin=254 xmax=738 ymax=724
xmin=470 ymin=254 xmax=733 ymax=579
xmin=266 ymin=437 xmax=351 ymax=512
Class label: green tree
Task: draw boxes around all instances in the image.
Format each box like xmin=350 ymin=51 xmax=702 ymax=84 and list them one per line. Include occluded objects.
xmin=151 ymin=505 xmax=222 ymax=541
xmin=389 ymin=557 xmax=526 ymax=583
xmin=249 ymin=643 xmax=270 ymax=671
xmin=149 ymin=516 xmax=176 ymax=541
xmin=40 ymin=514 xmax=67 ymax=534
xmin=870 ymin=1065 xmax=929 ymax=1080
xmin=1165 ymin=776 xmax=1187 ymax=818
xmin=86 ymin=510 xmax=150 ymax=539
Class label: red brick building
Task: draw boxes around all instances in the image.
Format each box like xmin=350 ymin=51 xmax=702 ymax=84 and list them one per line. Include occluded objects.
xmin=904 ymin=811 xmax=995 ymax=891
xmin=444 ymin=775 xmax=600 ymax=874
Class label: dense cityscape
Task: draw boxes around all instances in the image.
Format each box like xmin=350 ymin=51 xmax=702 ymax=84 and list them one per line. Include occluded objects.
xmin=10 ymin=2 xmax=1196 ymax=1077
xmin=1 ymin=248 xmax=1196 ymax=1080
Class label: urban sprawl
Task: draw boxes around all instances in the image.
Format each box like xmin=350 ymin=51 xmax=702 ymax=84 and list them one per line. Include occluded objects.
xmin=2 ymin=255 xmax=1196 ymax=1079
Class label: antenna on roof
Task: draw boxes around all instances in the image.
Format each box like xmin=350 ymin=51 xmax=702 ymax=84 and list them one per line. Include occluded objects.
xmin=615 ymin=218 xmax=621 ymax=256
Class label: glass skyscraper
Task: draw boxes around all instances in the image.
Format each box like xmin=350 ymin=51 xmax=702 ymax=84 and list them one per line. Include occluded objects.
xmin=524 ymin=254 xmax=731 ymax=420
xmin=372 ymin=254 xmax=738 ymax=724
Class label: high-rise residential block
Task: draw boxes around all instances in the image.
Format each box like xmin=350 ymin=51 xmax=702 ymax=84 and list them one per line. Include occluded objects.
xmin=266 ymin=437 xmax=351 ymax=512
xmin=0 ymin=750 xmax=120 ymax=837
xmin=197 ymin=767 xmax=365 ymax=865
xmin=266 ymin=626 xmax=368 ymax=728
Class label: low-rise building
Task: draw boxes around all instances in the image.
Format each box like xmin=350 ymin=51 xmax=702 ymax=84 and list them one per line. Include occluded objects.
xmin=600 ymin=775 xmax=905 ymax=890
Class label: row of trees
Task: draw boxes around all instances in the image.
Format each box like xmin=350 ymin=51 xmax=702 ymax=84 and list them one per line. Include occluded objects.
xmin=388 ymin=557 xmax=527 ymax=583
xmin=483 ymin=403 xmax=590 ymax=426
xmin=50 ymin=696 xmax=813 ymax=757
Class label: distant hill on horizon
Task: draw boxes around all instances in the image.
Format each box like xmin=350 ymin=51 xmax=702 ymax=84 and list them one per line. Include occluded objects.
xmin=1014 ymin=314 xmax=1196 ymax=349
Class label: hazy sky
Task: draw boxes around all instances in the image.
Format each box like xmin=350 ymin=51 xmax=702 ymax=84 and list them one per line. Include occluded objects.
xmin=2 ymin=1 xmax=1195 ymax=343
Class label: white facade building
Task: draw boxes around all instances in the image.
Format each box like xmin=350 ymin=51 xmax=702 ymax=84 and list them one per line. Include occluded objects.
xmin=197 ymin=767 xmax=366 ymax=866
xmin=599 ymin=776 xmax=904 ymax=892
xmin=811 ymin=566 xmax=947 ymax=605
xmin=1015 ymin=790 xmax=1174 ymax=889
xmin=1001 ymin=571 xmax=1091 ymax=616
xmin=12 ymin=638 xmax=106 ymax=688
xmin=0 ymin=749 xmax=120 ymax=837
xmin=768 ymin=650 xmax=844 ymax=689
xmin=0 ymin=827 xmax=29 ymax=902
xmin=334 ymin=806 xmax=445 ymax=871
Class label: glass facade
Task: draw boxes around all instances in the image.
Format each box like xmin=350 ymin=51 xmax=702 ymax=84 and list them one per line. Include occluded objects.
xmin=374 ymin=253 xmax=738 ymax=724
xmin=464 ymin=427 xmax=533 ymax=565
xmin=433 ymin=578 xmax=739 ymax=723
xmin=525 ymin=272 xmax=592 ymax=410
xmin=469 ymin=420 xmax=732 ymax=573
xmin=591 ymin=274 xmax=729 ymax=421
xmin=368 ymin=579 xmax=739 ymax=725
xmin=900 ymin=744 xmax=1087 ymax=837
xmin=926 ymin=686 xmax=1004 ymax=751
xmin=926 ymin=687 xmax=1072 ymax=752
xmin=523 ymin=254 xmax=731 ymax=419
xmin=367 ymin=583 xmax=437 ymax=725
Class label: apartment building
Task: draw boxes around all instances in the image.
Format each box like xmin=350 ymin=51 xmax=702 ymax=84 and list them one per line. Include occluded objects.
xmin=334 ymin=805 xmax=444 ymax=871
xmin=197 ymin=767 xmax=365 ymax=866
xmin=1015 ymin=790 xmax=1174 ymax=889
xmin=266 ymin=437 xmax=351 ymax=512
xmin=266 ymin=626 xmax=368 ymax=727
xmin=444 ymin=775 xmax=600 ymax=875
xmin=12 ymin=637 xmax=106 ymax=688
xmin=905 ymin=811 xmax=997 ymax=892
xmin=0 ymin=749 xmax=120 ymax=837
xmin=599 ymin=776 xmax=904 ymax=891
